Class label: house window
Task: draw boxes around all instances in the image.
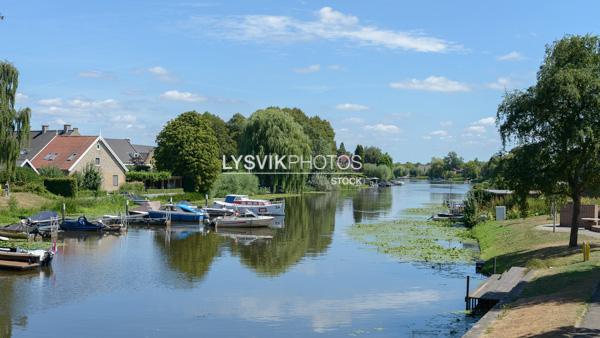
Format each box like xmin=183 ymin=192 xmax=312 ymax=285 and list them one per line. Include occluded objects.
xmin=95 ymin=157 xmax=100 ymax=165
xmin=97 ymin=143 xmax=101 ymax=150
xmin=112 ymin=175 xmax=119 ymax=187
xmin=67 ymin=153 xmax=77 ymax=161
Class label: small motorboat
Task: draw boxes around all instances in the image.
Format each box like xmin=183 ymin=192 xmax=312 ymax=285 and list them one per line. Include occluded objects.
xmin=202 ymin=207 xmax=235 ymax=219
xmin=0 ymin=247 xmax=54 ymax=270
xmin=213 ymin=194 xmax=285 ymax=216
xmin=61 ymin=216 xmax=105 ymax=231
xmin=147 ymin=203 xmax=206 ymax=222
xmin=214 ymin=210 xmax=274 ymax=228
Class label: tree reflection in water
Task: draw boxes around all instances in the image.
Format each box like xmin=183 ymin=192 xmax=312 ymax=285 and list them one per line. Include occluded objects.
xmin=229 ymin=193 xmax=337 ymax=276
xmin=352 ymin=187 xmax=393 ymax=223
xmin=154 ymin=229 xmax=222 ymax=282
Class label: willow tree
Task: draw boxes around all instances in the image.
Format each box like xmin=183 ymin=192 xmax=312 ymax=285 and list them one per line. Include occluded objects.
xmin=240 ymin=107 xmax=311 ymax=192
xmin=0 ymin=61 xmax=30 ymax=181
xmin=498 ymin=35 xmax=600 ymax=247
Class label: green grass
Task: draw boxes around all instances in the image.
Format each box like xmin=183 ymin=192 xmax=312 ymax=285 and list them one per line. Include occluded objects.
xmin=0 ymin=239 xmax=52 ymax=250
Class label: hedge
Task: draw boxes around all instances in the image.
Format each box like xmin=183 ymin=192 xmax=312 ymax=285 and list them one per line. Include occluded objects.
xmin=44 ymin=177 xmax=78 ymax=197
xmin=126 ymin=171 xmax=171 ymax=183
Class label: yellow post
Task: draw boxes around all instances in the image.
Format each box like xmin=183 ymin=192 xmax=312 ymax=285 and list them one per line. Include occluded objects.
xmin=583 ymin=242 xmax=588 ymax=261
xmin=586 ymin=242 xmax=591 ymax=261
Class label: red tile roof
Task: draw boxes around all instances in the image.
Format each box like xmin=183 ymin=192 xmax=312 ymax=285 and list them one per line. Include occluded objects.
xmin=31 ymin=136 xmax=98 ymax=171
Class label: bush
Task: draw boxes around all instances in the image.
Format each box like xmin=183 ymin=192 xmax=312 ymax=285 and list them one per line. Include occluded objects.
xmin=44 ymin=177 xmax=78 ymax=197
xmin=308 ymin=173 xmax=333 ymax=191
xmin=119 ymin=181 xmax=145 ymax=193
xmin=126 ymin=170 xmax=171 ymax=183
xmin=210 ymin=173 xmax=259 ymax=198
xmin=80 ymin=163 xmax=102 ymax=191
xmin=362 ymin=163 xmax=392 ymax=181
xmin=38 ymin=166 xmax=65 ymax=178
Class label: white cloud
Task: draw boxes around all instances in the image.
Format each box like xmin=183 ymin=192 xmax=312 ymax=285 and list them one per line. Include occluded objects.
xmin=430 ymin=130 xmax=448 ymax=137
xmin=424 ymin=129 xmax=451 ymax=140
xmin=68 ymin=98 xmax=118 ymax=109
xmin=342 ymin=117 xmax=364 ymax=124
xmin=110 ymin=114 xmax=137 ymax=129
xmin=466 ymin=125 xmax=486 ymax=134
xmin=486 ymin=77 xmax=513 ymax=90
xmin=497 ymin=51 xmax=524 ymax=61
xmin=364 ymin=123 xmax=400 ymax=133
xmin=335 ymin=103 xmax=369 ymax=111
xmin=390 ymin=76 xmax=470 ymax=92
xmin=148 ymin=66 xmax=177 ymax=82
xmin=293 ymin=64 xmax=320 ymax=73
xmin=38 ymin=98 xmax=63 ymax=106
xmin=440 ymin=120 xmax=453 ymax=128
xmin=160 ymin=90 xmax=206 ymax=102
xmin=474 ymin=117 xmax=495 ymax=126
xmin=78 ymin=70 xmax=114 ymax=79
xmin=186 ymin=7 xmax=459 ymax=53
xmin=16 ymin=92 xmax=28 ymax=103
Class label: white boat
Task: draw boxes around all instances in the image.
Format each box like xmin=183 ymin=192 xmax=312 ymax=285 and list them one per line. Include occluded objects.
xmin=212 ymin=194 xmax=285 ymax=216
xmin=214 ymin=210 xmax=274 ymax=228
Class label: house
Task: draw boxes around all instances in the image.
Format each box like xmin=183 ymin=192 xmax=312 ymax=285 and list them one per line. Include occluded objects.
xmin=105 ymin=138 xmax=155 ymax=168
xmin=18 ymin=124 xmax=80 ymax=168
xmin=28 ymin=135 xmax=128 ymax=191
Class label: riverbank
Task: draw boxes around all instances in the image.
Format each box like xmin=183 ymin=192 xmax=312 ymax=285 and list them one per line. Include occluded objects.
xmin=470 ymin=216 xmax=600 ymax=337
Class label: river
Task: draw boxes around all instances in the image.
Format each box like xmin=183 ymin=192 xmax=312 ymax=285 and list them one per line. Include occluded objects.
xmin=0 ymin=180 xmax=480 ymax=337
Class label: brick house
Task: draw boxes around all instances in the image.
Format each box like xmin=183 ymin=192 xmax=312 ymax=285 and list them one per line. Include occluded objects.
xmin=27 ymin=135 xmax=128 ymax=191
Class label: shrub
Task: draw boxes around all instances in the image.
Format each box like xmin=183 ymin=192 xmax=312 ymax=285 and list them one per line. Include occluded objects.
xmin=126 ymin=170 xmax=171 ymax=183
xmin=210 ymin=173 xmax=259 ymax=198
xmin=120 ymin=182 xmax=145 ymax=193
xmin=44 ymin=177 xmax=78 ymax=197
xmin=308 ymin=173 xmax=333 ymax=191
xmin=80 ymin=163 xmax=103 ymax=191
xmin=362 ymin=163 xmax=392 ymax=181
xmin=38 ymin=166 xmax=65 ymax=178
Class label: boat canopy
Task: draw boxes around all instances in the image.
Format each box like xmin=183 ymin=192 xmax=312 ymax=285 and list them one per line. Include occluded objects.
xmin=224 ymin=195 xmax=248 ymax=203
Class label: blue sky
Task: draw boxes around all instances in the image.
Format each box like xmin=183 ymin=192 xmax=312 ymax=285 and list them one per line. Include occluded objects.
xmin=3 ymin=1 xmax=599 ymax=162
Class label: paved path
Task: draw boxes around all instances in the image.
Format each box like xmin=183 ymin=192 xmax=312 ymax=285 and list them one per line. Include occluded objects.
xmin=535 ymin=224 xmax=600 ymax=239
xmin=580 ymin=283 xmax=600 ymax=330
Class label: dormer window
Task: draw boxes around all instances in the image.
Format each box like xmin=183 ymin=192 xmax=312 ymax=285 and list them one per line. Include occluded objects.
xmin=67 ymin=153 xmax=77 ymax=161
xmin=43 ymin=152 xmax=58 ymax=161
xmin=97 ymin=142 xmax=101 ymax=150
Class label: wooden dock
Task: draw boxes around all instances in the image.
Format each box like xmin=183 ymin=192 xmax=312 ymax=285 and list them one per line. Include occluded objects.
xmin=0 ymin=251 xmax=43 ymax=270
xmin=466 ymin=267 xmax=528 ymax=311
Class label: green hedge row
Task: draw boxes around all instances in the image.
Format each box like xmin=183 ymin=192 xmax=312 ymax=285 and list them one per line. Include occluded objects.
xmin=126 ymin=171 xmax=171 ymax=183
xmin=43 ymin=177 xmax=78 ymax=197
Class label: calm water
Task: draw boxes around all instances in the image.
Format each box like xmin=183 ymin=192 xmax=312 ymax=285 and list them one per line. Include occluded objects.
xmin=0 ymin=181 xmax=479 ymax=337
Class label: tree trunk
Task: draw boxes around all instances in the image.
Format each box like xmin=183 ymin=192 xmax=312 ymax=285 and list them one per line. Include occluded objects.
xmin=569 ymin=193 xmax=581 ymax=247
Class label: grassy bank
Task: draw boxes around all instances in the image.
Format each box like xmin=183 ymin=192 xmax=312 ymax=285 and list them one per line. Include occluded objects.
xmin=471 ymin=216 xmax=600 ymax=337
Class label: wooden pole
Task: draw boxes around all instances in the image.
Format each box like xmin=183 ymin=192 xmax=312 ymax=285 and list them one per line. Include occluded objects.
xmin=493 ymin=257 xmax=497 ymax=274
xmin=465 ymin=276 xmax=471 ymax=310
xmin=61 ymin=203 xmax=66 ymax=223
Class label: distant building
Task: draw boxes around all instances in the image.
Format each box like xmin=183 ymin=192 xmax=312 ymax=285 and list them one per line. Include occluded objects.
xmin=28 ymin=136 xmax=128 ymax=191
xmin=105 ymin=138 xmax=155 ymax=168
xmin=18 ymin=124 xmax=80 ymax=167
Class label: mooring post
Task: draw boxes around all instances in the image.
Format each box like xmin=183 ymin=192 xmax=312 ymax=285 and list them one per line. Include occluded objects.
xmin=465 ymin=275 xmax=471 ymax=310
xmin=493 ymin=257 xmax=497 ymax=274
xmin=61 ymin=203 xmax=66 ymax=223
xmin=125 ymin=199 xmax=129 ymax=216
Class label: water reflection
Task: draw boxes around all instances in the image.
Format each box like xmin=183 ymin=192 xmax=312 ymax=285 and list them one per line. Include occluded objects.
xmin=229 ymin=193 xmax=337 ymax=276
xmin=351 ymin=187 xmax=393 ymax=222
xmin=154 ymin=229 xmax=222 ymax=282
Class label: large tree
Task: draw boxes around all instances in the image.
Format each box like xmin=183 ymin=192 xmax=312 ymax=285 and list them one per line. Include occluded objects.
xmin=240 ymin=107 xmax=311 ymax=192
xmin=226 ymin=113 xmax=246 ymax=148
xmin=0 ymin=61 xmax=30 ymax=181
xmin=201 ymin=112 xmax=237 ymax=157
xmin=498 ymin=35 xmax=600 ymax=247
xmin=155 ymin=111 xmax=221 ymax=193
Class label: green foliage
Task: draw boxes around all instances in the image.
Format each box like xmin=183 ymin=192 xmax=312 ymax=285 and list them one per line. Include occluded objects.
xmin=393 ymin=165 xmax=408 ymax=178
xmin=362 ymin=163 xmax=392 ymax=180
xmin=119 ymin=181 xmax=145 ymax=193
xmin=497 ymin=35 xmax=600 ymax=246
xmin=38 ymin=166 xmax=65 ymax=178
xmin=308 ymin=173 xmax=334 ymax=191
xmin=126 ymin=170 xmax=171 ymax=182
xmin=0 ymin=61 xmax=31 ymax=179
xmin=154 ymin=111 xmax=221 ymax=193
xmin=281 ymin=107 xmax=336 ymax=158
xmin=428 ymin=157 xmax=444 ymax=179
xmin=202 ymin=111 xmax=238 ymax=157
xmin=210 ymin=173 xmax=259 ymax=197
xmin=44 ymin=177 xmax=78 ymax=197
xmin=227 ymin=113 xmax=246 ymax=147
xmin=443 ymin=151 xmax=464 ymax=171
xmin=354 ymin=144 xmax=365 ymax=161
xmin=79 ymin=163 xmax=102 ymax=191
xmin=240 ymin=107 xmax=312 ymax=192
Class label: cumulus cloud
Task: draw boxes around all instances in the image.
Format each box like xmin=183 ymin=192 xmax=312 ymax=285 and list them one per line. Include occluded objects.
xmin=462 ymin=116 xmax=496 ymax=137
xmin=364 ymin=123 xmax=400 ymax=133
xmin=184 ymin=7 xmax=459 ymax=53
xmin=293 ymin=64 xmax=320 ymax=73
xmin=390 ymin=76 xmax=470 ymax=92
xmin=160 ymin=90 xmax=206 ymax=102
xmin=497 ymin=51 xmax=524 ymax=61
xmin=342 ymin=117 xmax=365 ymax=124
xmin=148 ymin=66 xmax=177 ymax=82
xmin=335 ymin=103 xmax=369 ymax=111
xmin=16 ymin=92 xmax=28 ymax=103
xmin=423 ymin=129 xmax=451 ymax=140
xmin=486 ymin=77 xmax=514 ymax=90
xmin=474 ymin=117 xmax=495 ymax=126
xmin=38 ymin=98 xmax=63 ymax=106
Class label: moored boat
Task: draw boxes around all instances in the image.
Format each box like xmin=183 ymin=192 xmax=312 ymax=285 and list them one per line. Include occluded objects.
xmin=0 ymin=248 xmax=54 ymax=270
xmin=212 ymin=194 xmax=285 ymax=216
xmin=61 ymin=216 xmax=104 ymax=231
xmin=214 ymin=210 xmax=274 ymax=228
xmin=147 ymin=203 xmax=206 ymax=222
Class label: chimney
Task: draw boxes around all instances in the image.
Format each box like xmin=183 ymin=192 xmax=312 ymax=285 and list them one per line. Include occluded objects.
xmin=63 ymin=124 xmax=71 ymax=134
xmin=71 ymin=127 xmax=79 ymax=135
xmin=41 ymin=125 xmax=49 ymax=134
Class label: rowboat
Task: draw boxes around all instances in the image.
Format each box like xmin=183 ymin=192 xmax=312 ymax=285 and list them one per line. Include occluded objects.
xmin=214 ymin=210 xmax=274 ymax=228
xmin=213 ymin=194 xmax=285 ymax=216
xmin=0 ymin=248 xmax=54 ymax=270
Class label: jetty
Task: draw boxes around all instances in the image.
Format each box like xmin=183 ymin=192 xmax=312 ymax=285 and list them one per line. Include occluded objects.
xmin=466 ymin=266 xmax=528 ymax=311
